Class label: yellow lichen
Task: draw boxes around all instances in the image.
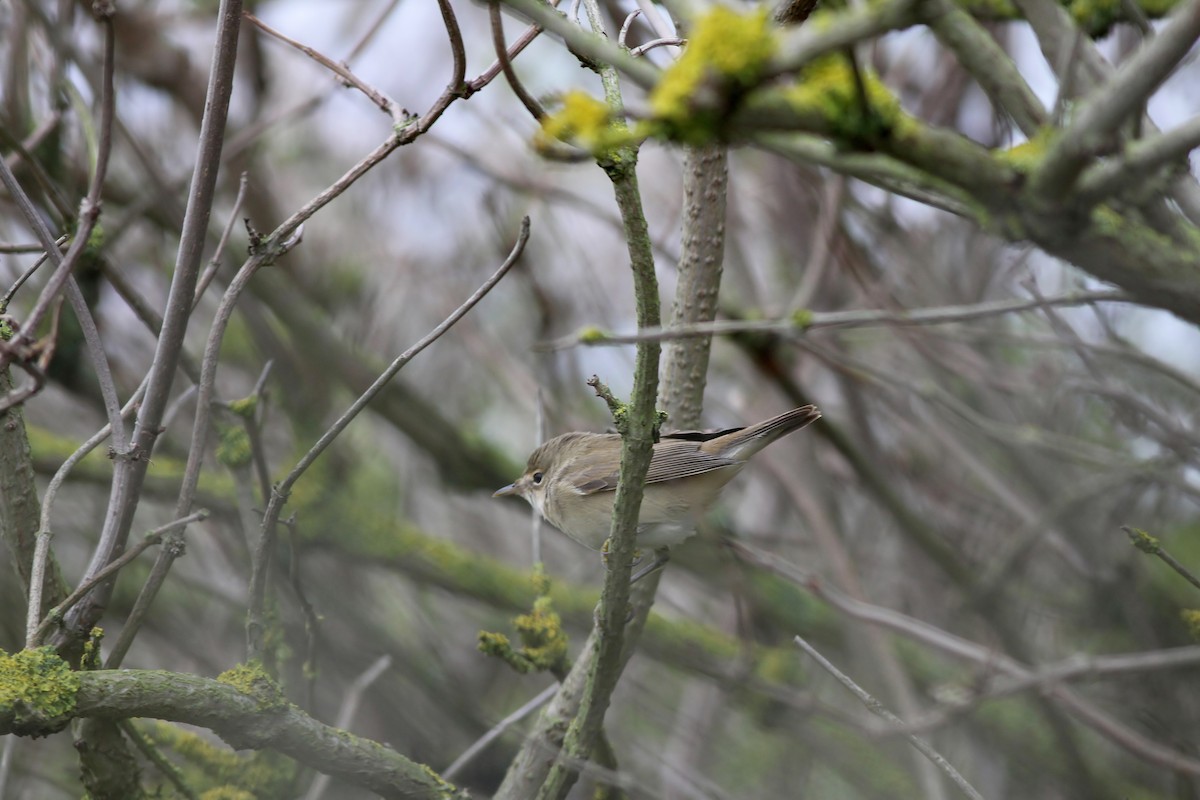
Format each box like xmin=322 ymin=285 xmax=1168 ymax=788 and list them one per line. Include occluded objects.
xmin=81 ymin=628 xmax=104 ymax=671
xmin=478 ymin=570 xmax=569 ymax=674
xmin=786 ymin=55 xmax=905 ymax=142
xmin=538 ymin=90 xmax=634 ymax=155
xmin=994 ymin=127 xmax=1056 ymax=172
xmin=199 ymin=789 xmax=257 ymax=800
xmin=577 ymin=325 xmax=610 ymax=344
xmin=0 ymin=647 xmax=80 ymax=736
xmin=649 ymin=5 xmax=777 ymax=143
xmin=1182 ymin=610 xmax=1200 ymax=641
xmin=216 ymin=661 xmax=287 ymax=711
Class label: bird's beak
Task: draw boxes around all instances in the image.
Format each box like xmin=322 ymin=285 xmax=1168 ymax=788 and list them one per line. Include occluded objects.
xmin=493 ymin=483 xmax=520 ymax=498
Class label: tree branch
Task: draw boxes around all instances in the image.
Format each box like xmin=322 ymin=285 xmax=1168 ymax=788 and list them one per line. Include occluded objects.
xmin=0 ymin=668 xmax=463 ymax=800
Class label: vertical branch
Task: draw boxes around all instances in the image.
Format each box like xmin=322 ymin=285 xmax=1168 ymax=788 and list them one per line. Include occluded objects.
xmin=500 ymin=5 xmax=661 ymax=800
xmin=57 ymin=0 xmax=245 ymax=654
xmin=69 ymin=3 xmax=243 ymax=797
xmin=659 ymin=144 xmax=726 ymax=429
xmin=0 ymin=365 xmax=68 ymax=619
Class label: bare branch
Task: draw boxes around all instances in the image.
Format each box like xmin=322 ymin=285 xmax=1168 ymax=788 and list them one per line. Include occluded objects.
xmin=916 ymin=0 xmax=1046 ymax=137
xmin=795 ymin=636 xmax=986 ymax=800
xmin=1032 ymin=0 xmax=1200 ymax=198
xmin=31 ymin=511 xmax=209 ymax=646
xmin=545 ymin=290 xmax=1134 ymax=349
xmin=64 ymin=0 xmax=247 ymax=656
xmin=303 ymin=655 xmax=395 ymax=800
xmin=249 ymin=218 xmax=530 ymax=660
xmin=443 ymin=683 xmax=558 ymax=781
xmin=244 ymin=11 xmax=406 ymax=125
xmin=0 ymin=669 xmax=460 ymax=799
xmin=490 ymin=0 xmax=545 ymax=120
xmin=734 ymin=542 xmax=1200 ymax=778
xmin=1076 ymin=114 xmax=1200 ymax=204
xmin=1122 ymin=525 xmax=1200 ymax=593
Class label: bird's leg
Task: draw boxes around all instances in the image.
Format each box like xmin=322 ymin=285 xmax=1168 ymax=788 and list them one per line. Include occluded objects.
xmin=630 ymin=547 xmax=670 ymax=584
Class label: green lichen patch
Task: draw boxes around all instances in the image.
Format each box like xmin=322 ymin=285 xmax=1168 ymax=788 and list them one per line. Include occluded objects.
xmin=994 ymin=127 xmax=1055 ymax=172
xmin=199 ymin=788 xmax=256 ymax=800
xmin=648 ymin=5 xmax=777 ymax=144
xmin=0 ymin=647 xmax=80 ymax=737
xmin=1066 ymin=0 xmax=1180 ymax=36
xmin=216 ymin=661 xmax=287 ymax=711
xmin=226 ymin=395 xmax=258 ymax=419
xmin=791 ymin=308 xmax=814 ymax=330
xmin=215 ymin=423 xmax=253 ymax=469
xmin=786 ymin=55 xmax=906 ymax=144
xmin=1125 ymin=526 xmax=1160 ymax=554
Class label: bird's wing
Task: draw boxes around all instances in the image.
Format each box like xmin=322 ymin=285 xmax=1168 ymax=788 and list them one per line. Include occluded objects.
xmin=568 ymin=439 xmax=741 ymax=495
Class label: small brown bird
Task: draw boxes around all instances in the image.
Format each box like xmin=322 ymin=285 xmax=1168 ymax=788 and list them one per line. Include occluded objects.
xmin=494 ymin=406 xmax=821 ymax=550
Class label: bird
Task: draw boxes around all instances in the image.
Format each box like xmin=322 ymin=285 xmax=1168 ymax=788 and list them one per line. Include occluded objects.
xmin=494 ymin=405 xmax=821 ymax=551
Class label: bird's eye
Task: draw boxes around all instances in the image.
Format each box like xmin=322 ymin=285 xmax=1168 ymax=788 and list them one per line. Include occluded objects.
xmin=532 ymin=471 xmax=544 ymax=485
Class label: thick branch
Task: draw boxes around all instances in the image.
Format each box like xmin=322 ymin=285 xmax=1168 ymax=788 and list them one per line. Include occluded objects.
xmin=659 ymin=145 xmax=727 ymax=429
xmin=0 ymin=669 xmax=462 ymax=800
xmin=916 ymin=0 xmax=1046 ymax=136
xmin=1032 ymin=0 xmax=1200 ymax=198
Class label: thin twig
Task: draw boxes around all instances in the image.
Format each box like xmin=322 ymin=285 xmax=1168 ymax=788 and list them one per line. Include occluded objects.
xmin=733 ymin=542 xmax=1200 ymax=777
xmin=468 ymin=0 xmax=563 ymax=92
xmin=243 ymin=360 xmax=276 ymax=504
xmin=0 ymin=7 xmax=116 ymax=386
xmin=490 ymin=0 xmax=545 ymax=120
xmin=25 ymin=379 xmax=148 ymax=646
xmin=193 ymin=171 xmax=250 ymax=307
xmin=1122 ymin=525 xmax=1200 ymax=593
xmin=281 ymin=515 xmax=321 ymax=712
xmin=243 ymin=11 xmax=405 ymax=125
xmin=32 ymin=511 xmax=209 ymax=645
xmin=443 ymin=683 xmax=558 ymax=781
xmin=21 ymin=12 xmax=127 ymax=646
xmin=618 ymin=9 xmax=642 ymax=47
xmin=0 ymin=236 xmax=68 ymax=308
xmin=519 ymin=2 xmax=660 ymax=791
xmin=435 ymin=0 xmax=467 ymax=92
xmin=629 ymin=38 xmax=686 ymax=57
xmin=543 ymin=290 xmax=1134 ymax=349
xmin=70 ymin=0 xmax=246 ymax=658
xmin=121 ymin=720 xmax=201 ymax=800
xmin=303 ymin=655 xmax=394 ymax=800
xmin=885 ymin=644 xmax=1200 ymax=737
xmin=248 ymin=218 xmax=530 ymax=661
xmin=105 ymin=23 xmax=522 ymax=659
xmin=795 ymin=636 xmax=986 ymax=800
xmin=103 ymin=241 xmax=293 ymax=669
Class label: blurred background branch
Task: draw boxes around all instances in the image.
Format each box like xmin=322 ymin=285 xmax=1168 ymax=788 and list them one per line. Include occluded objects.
xmin=2 ymin=0 xmax=1200 ymax=797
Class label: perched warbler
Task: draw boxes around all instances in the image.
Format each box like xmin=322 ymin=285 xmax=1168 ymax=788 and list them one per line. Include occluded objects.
xmin=494 ymin=405 xmax=821 ymax=550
